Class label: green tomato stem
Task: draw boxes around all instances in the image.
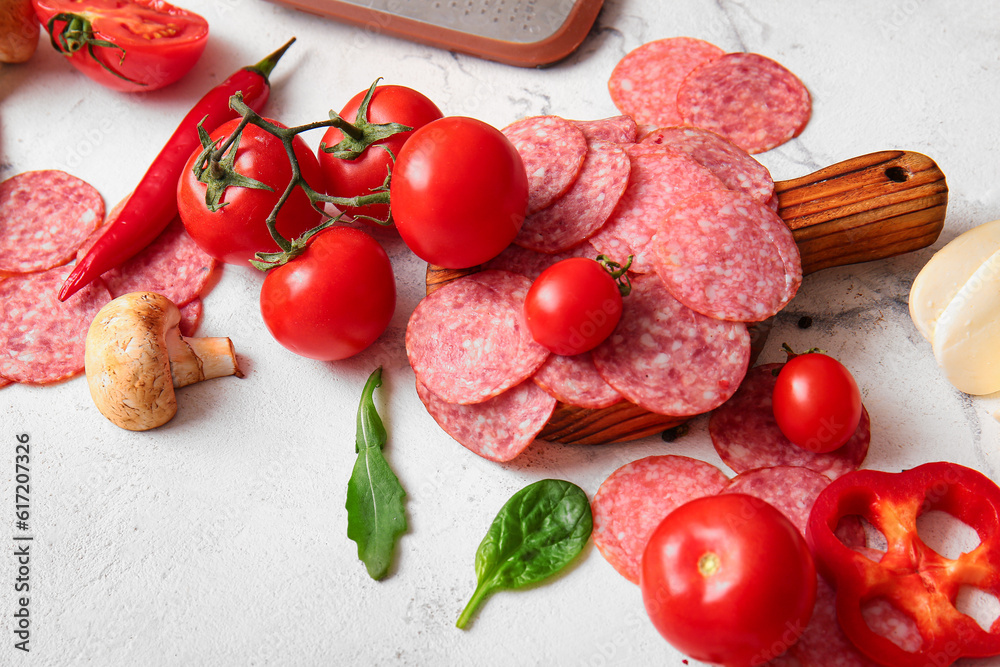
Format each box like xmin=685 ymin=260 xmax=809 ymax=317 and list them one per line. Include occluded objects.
xmin=596 ymin=254 xmax=634 ymax=297
xmin=47 ymin=12 xmax=147 ymax=85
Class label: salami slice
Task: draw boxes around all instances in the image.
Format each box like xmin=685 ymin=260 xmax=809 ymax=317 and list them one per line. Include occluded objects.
xmin=791 ymin=577 xmax=883 ymax=667
xmin=179 ymin=298 xmax=203 ymax=337
xmin=416 ymin=379 xmax=556 ymax=463
xmin=532 ymin=352 xmax=623 ymax=409
xmin=592 ymin=273 xmax=750 ymax=417
xmin=0 ymin=266 xmax=110 ymax=384
xmin=709 ymin=363 xmax=870 ymax=479
xmin=767 ymin=192 xmax=780 ymax=213
xmin=861 ymin=597 xmax=923 ymax=654
xmin=79 ymin=198 xmax=216 ymax=307
xmin=502 ymin=115 xmax=588 ymax=213
xmin=406 ymin=270 xmax=550 ymax=405
xmin=677 ymin=52 xmax=812 ymax=154
xmin=650 ymin=189 xmax=800 ymax=322
xmin=572 ymin=116 xmax=638 ymax=144
xmin=0 ymin=288 xmax=8 ymax=387
xmin=768 ymin=653 xmax=804 ymax=667
xmin=91 ymin=218 xmax=215 ymax=307
xmin=736 ymin=471 xmax=867 ymax=549
xmin=721 ymin=466 xmax=834 ymax=537
xmin=641 ymin=126 xmax=775 ymax=205
xmin=608 ymin=37 xmax=726 ymax=128
xmin=0 ymin=170 xmax=104 ymax=274
xmin=592 ymin=455 xmax=730 ymax=584
xmin=588 ymin=144 xmax=727 ymax=272
xmin=514 ymin=141 xmax=631 ymax=254
xmin=483 ymin=242 xmax=599 ymax=281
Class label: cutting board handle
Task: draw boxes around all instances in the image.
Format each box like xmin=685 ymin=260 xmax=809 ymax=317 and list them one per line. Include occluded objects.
xmin=777 ymin=150 xmax=947 ymax=275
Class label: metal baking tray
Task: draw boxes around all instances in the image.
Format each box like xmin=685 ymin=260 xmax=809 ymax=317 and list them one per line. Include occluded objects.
xmin=268 ymin=0 xmax=604 ymax=67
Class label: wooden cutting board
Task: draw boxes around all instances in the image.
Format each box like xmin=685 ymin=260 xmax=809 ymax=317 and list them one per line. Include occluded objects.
xmin=425 ymin=150 xmax=948 ymax=445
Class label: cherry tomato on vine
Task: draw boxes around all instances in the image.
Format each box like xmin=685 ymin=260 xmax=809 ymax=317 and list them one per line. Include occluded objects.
xmin=32 ymin=0 xmax=208 ymax=93
xmin=523 ymin=257 xmax=628 ymax=356
xmin=177 ymin=117 xmax=325 ymax=267
xmin=641 ymin=494 xmax=816 ymax=667
xmin=772 ymin=351 xmax=862 ymax=453
xmin=318 ymin=84 xmax=442 ymax=224
xmin=390 ymin=116 xmax=529 ymax=269
xmin=259 ymin=226 xmax=395 ymax=361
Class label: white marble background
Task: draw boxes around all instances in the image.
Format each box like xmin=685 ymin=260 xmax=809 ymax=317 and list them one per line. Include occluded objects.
xmin=2 ymin=1 xmax=1000 ymax=665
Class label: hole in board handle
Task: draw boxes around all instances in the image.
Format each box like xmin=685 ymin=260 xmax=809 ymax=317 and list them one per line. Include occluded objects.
xmin=885 ymin=166 xmax=908 ymax=183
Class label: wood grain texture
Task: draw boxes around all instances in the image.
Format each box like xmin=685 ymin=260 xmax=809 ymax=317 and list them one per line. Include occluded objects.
xmin=777 ymin=150 xmax=948 ymax=275
xmin=425 ymin=151 xmax=948 ymax=444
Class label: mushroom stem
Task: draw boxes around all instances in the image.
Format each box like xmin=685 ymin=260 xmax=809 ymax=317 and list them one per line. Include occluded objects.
xmin=166 ymin=333 xmax=243 ymax=388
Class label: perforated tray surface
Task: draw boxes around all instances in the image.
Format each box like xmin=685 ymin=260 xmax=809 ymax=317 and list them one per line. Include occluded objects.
xmin=331 ymin=0 xmax=579 ymax=44
xmin=269 ymin=0 xmax=603 ymax=66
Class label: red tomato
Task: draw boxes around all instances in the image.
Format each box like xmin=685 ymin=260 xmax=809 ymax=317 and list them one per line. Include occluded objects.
xmin=32 ymin=0 xmax=208 ymax=93
xmin=523 ymin=257 xmax=624 ymax=356
xmin=318 ymin=84 xmax=442 ymax=224
xmin=177 ymin=118 xmax=324 ymax=267
xmin=259 ymin=226 xmax=395 ymax=361
xmin=390 ymin=116 xmax=528 ymax=269
xmin=641 ymin=494 xmax=816 ymax=667
xmin=772 ymin=352 xmax=862 ymax=453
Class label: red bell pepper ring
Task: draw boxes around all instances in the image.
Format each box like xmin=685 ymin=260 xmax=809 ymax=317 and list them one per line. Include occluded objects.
xmin=807 ymin=461 xmax=1000 ymax=667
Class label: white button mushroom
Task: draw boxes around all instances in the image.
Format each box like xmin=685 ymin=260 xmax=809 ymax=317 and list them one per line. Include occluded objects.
xmin=84 ymin=291 xmax=243 ymax=431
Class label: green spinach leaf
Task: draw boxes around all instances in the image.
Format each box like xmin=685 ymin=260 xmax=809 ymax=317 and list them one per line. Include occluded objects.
xmin=456 ymin=479 xmax=592 ymax=629
xmin=345 ymin=367 xmax=407 ymax=580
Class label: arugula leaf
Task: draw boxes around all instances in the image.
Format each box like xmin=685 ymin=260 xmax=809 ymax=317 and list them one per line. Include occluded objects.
xmin=345 ymin=367 xmax=407 ymax=580
xmin=456 ymin=479 xmax=592 ymax=629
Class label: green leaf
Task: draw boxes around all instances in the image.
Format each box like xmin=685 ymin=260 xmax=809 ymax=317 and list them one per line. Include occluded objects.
xmin=345 ymin=368 xmax=407 ymax=580
xmin=456 ymin=479 xmax=592 ymax=629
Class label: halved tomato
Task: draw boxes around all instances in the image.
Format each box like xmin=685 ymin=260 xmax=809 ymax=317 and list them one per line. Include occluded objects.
xmin=33 ymin=0 xmax=209 ymax=92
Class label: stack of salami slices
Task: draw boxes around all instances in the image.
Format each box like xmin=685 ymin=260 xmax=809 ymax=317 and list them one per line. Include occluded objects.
xmin=0 ymin=170 xmax=217 ymax=388
xmin=411 ymin=107 xmax=803 ymax=459
xmin=411 ymin=37 xmax=812 ymax=458
xmin=609 ymin=36 xmax=812 ymax=154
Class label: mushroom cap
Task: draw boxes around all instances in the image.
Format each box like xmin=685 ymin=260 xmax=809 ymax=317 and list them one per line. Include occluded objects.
xmin=85 ymin=292 xmax=180 ymax=431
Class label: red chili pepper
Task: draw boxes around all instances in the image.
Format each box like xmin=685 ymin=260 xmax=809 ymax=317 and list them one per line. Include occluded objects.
xmin=57 ymin=38 xmax=296 ymax=302
xmin=807 ymin=461 xmax=1000 ymax=666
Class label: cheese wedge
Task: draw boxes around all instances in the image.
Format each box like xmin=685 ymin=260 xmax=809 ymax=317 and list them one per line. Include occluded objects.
xmin=909 ymin=219 xmax=1000 ymax=342
xmin=931 ymin=248 xmax=1000 ymax=395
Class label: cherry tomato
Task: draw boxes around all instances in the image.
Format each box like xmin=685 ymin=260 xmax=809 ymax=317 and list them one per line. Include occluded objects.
xmin=177 ymin=118 xmax=325 ymax=267
xmin=259 ymin=226 xmax=395 ymax=361
xmin=523 ymin=257 xmax=624 ymax=356
xmin=641 ymin=494 xmax=817 ymax=667
xmin=390 ymin=116 xmax=528 ymax=269
xmin=33 ymin=0 xmax=208 ymax=93
xmin=318 ymin=84 xmax=442 ymax=224
xmin=772 ymin=352 xmax=862 ymax=453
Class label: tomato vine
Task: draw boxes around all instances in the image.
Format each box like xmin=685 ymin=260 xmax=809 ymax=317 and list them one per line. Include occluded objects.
xmin=190 ymin=80 xmax=412 ymax=270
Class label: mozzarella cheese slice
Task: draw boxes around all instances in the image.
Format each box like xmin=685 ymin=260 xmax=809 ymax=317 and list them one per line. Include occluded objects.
xmin=931 ymin=248 xmax=1000 ymax=395
xmin=909 ymin=218 xmax=1000 ymax=342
